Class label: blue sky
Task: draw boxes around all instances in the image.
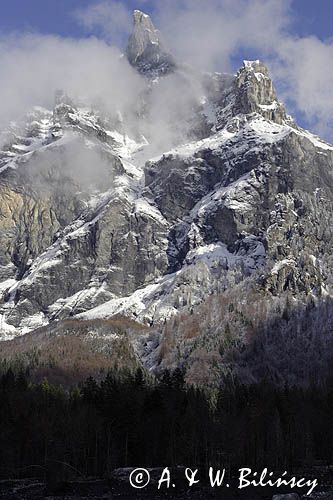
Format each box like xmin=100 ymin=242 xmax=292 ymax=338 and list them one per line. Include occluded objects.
xmin=0 ymin=1 xmax=332 ymax=140
xmin=1 ymin=0 xmax=332 ymax=44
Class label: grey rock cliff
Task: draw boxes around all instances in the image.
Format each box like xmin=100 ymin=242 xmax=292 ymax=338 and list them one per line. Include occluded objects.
xmin=126 ymin=10 xmax=175 ymax=75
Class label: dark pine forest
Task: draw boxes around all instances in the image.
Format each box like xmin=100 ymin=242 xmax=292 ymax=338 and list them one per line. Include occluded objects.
xmin=0 ymin=366 xmax=333 ymax=483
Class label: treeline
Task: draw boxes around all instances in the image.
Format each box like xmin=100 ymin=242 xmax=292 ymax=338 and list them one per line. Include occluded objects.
xmin=157 ymin=292 xmax=333 ymax=389
xmin=0 ymin=367 xmax=333 ymax=481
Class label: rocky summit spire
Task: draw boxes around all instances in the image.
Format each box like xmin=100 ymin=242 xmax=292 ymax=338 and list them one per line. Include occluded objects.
xmin=234 ymin=60 xmax=287 ymax=124
xmin=126 ymin=10 xmax=175 ymax=75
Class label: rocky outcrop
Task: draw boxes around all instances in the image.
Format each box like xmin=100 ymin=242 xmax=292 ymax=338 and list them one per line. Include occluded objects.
xmin=0 ymin=184 xmax=60 ymax=279
xmin=126 ymin=10 xmax=175 ymax=75
xmin=234 ymin=60 xmax=287 ymax=123
xmin=214 ymin=60 xmax=289 ymax=130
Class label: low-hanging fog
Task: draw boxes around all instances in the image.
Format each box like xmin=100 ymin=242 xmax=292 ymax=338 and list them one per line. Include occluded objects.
xmin=0 ymin=34 xmax=144 ymax=130
xmin=0 ymin=33 xmax=211 ymax=158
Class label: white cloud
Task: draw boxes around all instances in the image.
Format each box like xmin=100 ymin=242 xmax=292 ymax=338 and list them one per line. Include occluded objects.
xmin=270 ymin=35 xmax=333 ymax=138
xmin=74 ymin=1 xmax=132 ymax=45
xmin=0 ymin=30 xmax=209 ymax=157
xmin=155 ymin=0 xmax=292 ymax=72
xmin=0 ymin=33 xmax=145 ymax=129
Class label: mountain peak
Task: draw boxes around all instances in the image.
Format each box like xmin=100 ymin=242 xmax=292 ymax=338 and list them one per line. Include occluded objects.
xmin=127 ymin=10 xmax=160 ymax=64
xmin=232 ymin=59 xmax=287 ymax=124
xmin=242 ymin=59 xmax=269 ymax=76
xmin=126 ymin=10 xmax=175 ymax=75
xmin=133 ymin=10 xmax=153 ymax=22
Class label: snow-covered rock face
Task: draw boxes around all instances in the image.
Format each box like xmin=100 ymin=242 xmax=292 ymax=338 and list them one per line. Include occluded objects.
xmin=0 ymin=10 xmax=333 ymax=343
xmin=126 ymin=10 xmax=175 ymax=75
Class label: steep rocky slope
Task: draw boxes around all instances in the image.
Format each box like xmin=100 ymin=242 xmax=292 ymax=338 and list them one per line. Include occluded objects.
xmin=0 ymin=11 xmax=332 ymax=386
